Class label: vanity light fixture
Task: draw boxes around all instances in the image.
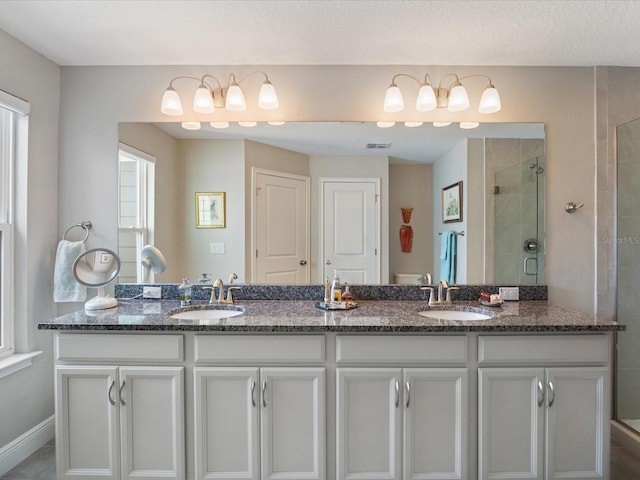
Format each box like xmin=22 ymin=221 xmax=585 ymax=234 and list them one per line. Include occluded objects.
xmin=376 ymin=121 xmax=396 ymax=128
xmin=460 ymin=121 xmax=480 ymax=129
xmin=404 ymin=121 xmax=424 ymax=127
xmin=433 ymin=121 xmax=452 ymax=127
xmin=160 ymin=72 xmax=279 ymax=115
xmin=383 ymin=73 xmax=501 ymax=114
xmin=267 ymin=121 xmax=286 ymax=126
xmin=210 ymin=121 xmax=230 ymax=129
xmin=238 ymin=121 xmax=258 ymax=127
xmin=181 ymin=121 xmax=201 ymax=130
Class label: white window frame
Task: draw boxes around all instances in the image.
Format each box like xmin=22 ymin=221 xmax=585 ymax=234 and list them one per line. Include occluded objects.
xmin=118 ymin=143 xmax=155 ymax=282
xmin=0 ymin=90 xmax=29 ymax=362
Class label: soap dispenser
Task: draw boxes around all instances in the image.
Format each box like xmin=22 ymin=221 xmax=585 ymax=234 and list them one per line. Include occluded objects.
xmin=330 ymin=270 xmax=342 ymax=303
xmin=179 ymin=278 xmax=192 ymax=306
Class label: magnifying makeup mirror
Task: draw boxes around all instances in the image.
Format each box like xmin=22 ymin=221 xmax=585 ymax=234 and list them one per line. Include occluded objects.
xmin=73 ymin=248 xmax=121 ymax=310
xmin=141 ymin=244 xmax=166 ymax=283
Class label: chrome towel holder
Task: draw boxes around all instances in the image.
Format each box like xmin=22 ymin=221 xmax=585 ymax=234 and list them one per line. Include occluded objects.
xmin=63 ymin=221 xmax=92 ymax=243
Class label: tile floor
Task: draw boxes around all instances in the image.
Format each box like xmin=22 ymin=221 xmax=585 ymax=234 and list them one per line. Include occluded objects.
xmin=2 ymin=438 xmax=640 ymax=479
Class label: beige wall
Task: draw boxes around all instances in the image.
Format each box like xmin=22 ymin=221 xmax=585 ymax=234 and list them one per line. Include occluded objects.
xmin=389 ymin=163 xmax=433 ymax=282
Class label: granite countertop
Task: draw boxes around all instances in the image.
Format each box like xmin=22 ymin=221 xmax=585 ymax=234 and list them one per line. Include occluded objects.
xmin=37 ymin=299 xmax=625 ymax=333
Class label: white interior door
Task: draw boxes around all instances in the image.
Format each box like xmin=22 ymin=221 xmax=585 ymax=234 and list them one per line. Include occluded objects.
xmin=322 ymin=178 xmax=380 ymax=284
xmin=253 ymin=169 xmax=310 ymax=283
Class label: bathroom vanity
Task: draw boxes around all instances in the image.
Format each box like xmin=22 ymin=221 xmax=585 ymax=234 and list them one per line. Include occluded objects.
xmin=39 ymin=299 xmax=623 ymax=480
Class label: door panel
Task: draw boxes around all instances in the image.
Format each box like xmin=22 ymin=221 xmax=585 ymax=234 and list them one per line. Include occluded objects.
xmin=478 ymin=368 xmax=544 ymax=480
xmin=254 ymin=170 xmax=309 ymax=283
xmin=322 ymin=180 xmax=379 ymax=284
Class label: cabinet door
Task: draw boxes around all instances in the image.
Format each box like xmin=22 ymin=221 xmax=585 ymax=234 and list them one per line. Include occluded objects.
xmin=545 ymin=367 xmax=609 ymax=480
xmin=119 ymin=366 xmax=185 ymax=480
xmin=336 ymin=368 xmax=402 ymax=480
xmin=478 ymin=368 xmax=545 ymax=480
xmin=55 ymin=366 xmax=120 ymax=480
xmin=404 ymin=368 xmax=468 ymax=480
xmin=260 ymin=367 xmax=325 ymax=480
xmin=194 ymin=367 xmax=259 ymax=480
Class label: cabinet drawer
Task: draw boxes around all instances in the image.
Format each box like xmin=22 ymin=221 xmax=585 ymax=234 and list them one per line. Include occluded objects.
xmin=55 ymin=333 xmax=184 ymax=362
xmin=478 ymin=334 xmax=609 ymax=365
xmin=336 ymin=335 xmax=467 ymax=364
xmin=195 ymin=335 xmax=325 ymax=363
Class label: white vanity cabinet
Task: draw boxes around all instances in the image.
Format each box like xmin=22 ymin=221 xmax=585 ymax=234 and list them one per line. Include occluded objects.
xmin=193 ymin=335 xmax=326 ymax=480
xmin=54 ymin=334 xmax=185 ymax=480
xmin=477 ymin=335 xmax=610 ymax=480
xmin=335 ymin=335 xmax=469 ymax=480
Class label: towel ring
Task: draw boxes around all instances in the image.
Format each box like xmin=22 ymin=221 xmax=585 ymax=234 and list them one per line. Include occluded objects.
xmin=63 ymin=221 xmax=92 ymax=243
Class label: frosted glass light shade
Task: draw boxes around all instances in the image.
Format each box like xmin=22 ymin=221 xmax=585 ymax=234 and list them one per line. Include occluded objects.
xmin=225 ymin=84 xmax=247 ymax=111
xmin=238 ymin=121 xmax=257 ymax=127
xmin=479 ymin=85 xmax=501 ymax=113
xmin=448 ymin=83 xmax=470 ymax=112
xmin=210 ymin=121 xmax=229 ymax=129
xmin=258 ymin=80 xmax=279 ymax=110
xmin=404 ymin=121 xmax=423 ymax=127
xmin=383 ymin=84 xmax=404 ymax=112
xmin=160 ymin=87 xmax=183 ymax=116
xmin=433 ymin=121 xmax=452 ymax=127
xmin=460 ymin=121 xmax=480 ymax=129
xmin=181 ymin=122 xmax=201 ymax=130
xmin=376 ymin=121 xmax=395 ymax=128
xmin=193 ymin=86 xmax=215 ymax=113
xmin=416 ymin=84 xmax=437 ymax=112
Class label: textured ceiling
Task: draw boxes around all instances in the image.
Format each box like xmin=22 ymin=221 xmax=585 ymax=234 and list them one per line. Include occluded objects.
xmin=1 ymin=0 xmax=640 ymax=66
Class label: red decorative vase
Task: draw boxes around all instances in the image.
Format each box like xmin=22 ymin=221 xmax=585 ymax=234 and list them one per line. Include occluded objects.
xmin=400 ymin=224 xmax=413 ymax=253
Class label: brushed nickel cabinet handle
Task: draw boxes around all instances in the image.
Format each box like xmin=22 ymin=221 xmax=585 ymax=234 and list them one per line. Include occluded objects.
xmin=262 ymin=381 xmax=267 ymax=408
xmin=395 ymin=381 xmax=399 ymax=408
xmin=119 ymin=380 xmax=126 ymax=406
xmin=251 ymin=381 xmax=256 ymax=407
xmin=548 ymin=381 xmax=555 ymax=408
xmin=537 ymin=381 xmax=544 ymax=407
xmin=108 ymin=379 xmax=116 ymax=406
xmin=406 ymin=381 xmax=411 ymax=408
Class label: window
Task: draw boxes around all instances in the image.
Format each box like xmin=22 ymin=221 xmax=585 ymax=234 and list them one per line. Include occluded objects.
xmin=118 ymin=143 xmax=155 ymax=283
xmin=0 ymin=90 xmax=29 ymax=359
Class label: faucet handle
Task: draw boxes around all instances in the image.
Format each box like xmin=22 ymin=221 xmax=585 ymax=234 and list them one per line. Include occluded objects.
xmin=226 ymin=286 xmax=241 ymax=304
xmin=420 ymin=286 xmax=437 ymax=305
xmin=202 ymin=286 xmax=216 ymax=304
xmin=445 ymin=286 xmax=460 ymax=303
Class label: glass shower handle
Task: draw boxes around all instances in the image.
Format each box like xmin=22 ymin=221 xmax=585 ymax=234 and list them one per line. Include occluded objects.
xmin=524 ymin=256 xmax=538 ymax=276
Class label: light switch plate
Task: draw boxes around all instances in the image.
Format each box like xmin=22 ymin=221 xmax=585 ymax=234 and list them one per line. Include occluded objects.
xmin=210 ymin=242 xmax=225 ymax=254
xmin=499 ymin=287 xmax=519 ymax=301
xmin=143 ymin=286 xmax=162 ymax=299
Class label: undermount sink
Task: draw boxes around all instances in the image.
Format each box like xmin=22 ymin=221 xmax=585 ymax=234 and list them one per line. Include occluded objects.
xmin=170 ymin=305 xmax=245 ymax=320
xmin=418 ymin=308 xmax=493 ymax=321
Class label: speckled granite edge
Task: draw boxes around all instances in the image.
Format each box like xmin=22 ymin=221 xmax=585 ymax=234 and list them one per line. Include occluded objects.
xmin=115 ymin=283 xmax=548 ymax=302
xmin=38 ymin=299 xmax=624 ymax=332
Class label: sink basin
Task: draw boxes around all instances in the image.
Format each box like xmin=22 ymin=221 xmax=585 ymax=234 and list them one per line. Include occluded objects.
xmin=170 ymin=305 xmax=245 ymax=320
xmin=418 ymin=309 xmax=492 ymax=321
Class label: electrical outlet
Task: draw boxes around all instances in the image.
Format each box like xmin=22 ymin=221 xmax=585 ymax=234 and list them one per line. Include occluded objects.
xmin=143 ymin=286 xmax=162 ymax=299
xmin=499 ymin=287 xmax=519 ymax=301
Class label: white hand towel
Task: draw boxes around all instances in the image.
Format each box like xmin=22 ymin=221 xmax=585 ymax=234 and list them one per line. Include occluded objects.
xmin=53 ymin=240 xmax=87 ymax=302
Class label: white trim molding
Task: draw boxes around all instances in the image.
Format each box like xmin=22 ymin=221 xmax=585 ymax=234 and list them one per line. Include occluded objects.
xmin=0 ymin=350 xmax=42 ymax=380
xmin=0 ymin=414 xmax=54 ymax=476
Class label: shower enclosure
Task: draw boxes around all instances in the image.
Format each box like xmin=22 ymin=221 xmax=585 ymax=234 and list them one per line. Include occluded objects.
xmin=492 ymin=153 xmax=546 ymax=285
xmin=615 ymin=118 xmax=640 ymax=434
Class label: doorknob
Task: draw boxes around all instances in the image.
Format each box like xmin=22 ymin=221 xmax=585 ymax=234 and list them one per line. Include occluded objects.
xmin=326 ymin=260 xmax=332 ymax=265
xmin=300 ymin=260 xmax=307 ymax=266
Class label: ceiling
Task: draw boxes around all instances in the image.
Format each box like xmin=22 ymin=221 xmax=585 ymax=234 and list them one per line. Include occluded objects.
xmin=1 ymin=0 xmax=640 ymax=67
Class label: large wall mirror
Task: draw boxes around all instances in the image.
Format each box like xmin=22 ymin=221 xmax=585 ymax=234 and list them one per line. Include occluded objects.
xmin=118 ymin=121 xmax=545 ymax=286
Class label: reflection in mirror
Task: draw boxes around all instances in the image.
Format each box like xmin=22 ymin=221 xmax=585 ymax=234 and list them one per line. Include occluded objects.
xmin=118 ymin=121 xmax=545 ymax=286
xmin=73 ymin=248 xmax=121 ymax=310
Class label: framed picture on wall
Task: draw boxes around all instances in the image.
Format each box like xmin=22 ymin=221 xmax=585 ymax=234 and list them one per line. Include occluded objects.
xmin=442 ymin=181 xmax=463 ymax=223
xmin=195 ymin=192 xmax=226 ymax=228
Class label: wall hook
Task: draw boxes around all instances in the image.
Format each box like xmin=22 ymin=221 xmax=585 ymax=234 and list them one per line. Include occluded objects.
xmin=565 ymin=202 xmax=584 ymax=213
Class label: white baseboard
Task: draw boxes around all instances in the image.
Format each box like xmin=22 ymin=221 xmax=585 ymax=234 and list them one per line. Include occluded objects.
xmin=611 ymin=419 xmax=640 ymax=456
xmin=0 ymin=415 xmax=55 ymax=476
